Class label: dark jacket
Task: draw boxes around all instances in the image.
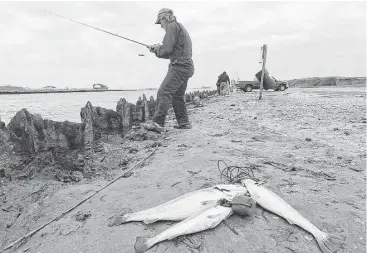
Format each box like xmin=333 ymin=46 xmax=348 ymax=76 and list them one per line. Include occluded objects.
xmin=155 ymin=21 xmax=192 ymax=63
xmin=216 ymin=72 xmax=230 ymax=86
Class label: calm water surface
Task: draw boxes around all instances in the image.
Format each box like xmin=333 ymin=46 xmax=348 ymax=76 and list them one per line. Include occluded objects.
xmin=0 ymin=89 xmax=206 ymax=124
xmin=0 ymin=90 xmax=159 ymax=124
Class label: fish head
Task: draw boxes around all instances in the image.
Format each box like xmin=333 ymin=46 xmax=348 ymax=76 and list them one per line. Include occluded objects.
xmin=241 ymin=179 xmax=256 ymax=187
xmin=241 ymin=179 xmax=260 ymax=200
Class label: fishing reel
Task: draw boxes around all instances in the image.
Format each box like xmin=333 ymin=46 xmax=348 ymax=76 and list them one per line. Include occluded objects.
xmin=218 ymin=195 xmax=256 ymax=217
xmin=230 ymin=195 xmax=256 ymax=217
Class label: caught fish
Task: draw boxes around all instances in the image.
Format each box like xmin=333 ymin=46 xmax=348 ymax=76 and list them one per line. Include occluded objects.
xmin=109 ymin=184 xmax=247 ymax=226
xmin=134 ymin=205 xmax=233 ymax=253
xmin=242 ymin=179 xmax=345 ymax=253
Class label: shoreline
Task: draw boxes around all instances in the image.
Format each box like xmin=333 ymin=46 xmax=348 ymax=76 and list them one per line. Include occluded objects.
xmin=0 ymin=88 xmax=213 ymax=95
xmin=0 ymin=89 xmax=138 ymax=95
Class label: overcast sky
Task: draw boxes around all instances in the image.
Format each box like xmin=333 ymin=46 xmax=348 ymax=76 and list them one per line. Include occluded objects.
xmin=0 ymin=1 xmax=365 ymax=89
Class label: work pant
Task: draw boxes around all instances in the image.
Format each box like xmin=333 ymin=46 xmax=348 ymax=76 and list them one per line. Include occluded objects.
xmin=220 ymin=82 xmax=229 ymax=96
xmin=153 ymin=60 xmax=194 ymax=126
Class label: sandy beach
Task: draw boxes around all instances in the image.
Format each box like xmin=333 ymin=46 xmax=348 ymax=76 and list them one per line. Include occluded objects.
xmin=0 ymin=86 xmax=366 ymax=253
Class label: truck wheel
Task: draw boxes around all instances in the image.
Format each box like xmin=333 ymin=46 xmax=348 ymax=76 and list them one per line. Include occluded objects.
xmin=245 ymin=85 xmax=253 ymax=92
xmin=279 ymin=84 xmax=286 ymax=91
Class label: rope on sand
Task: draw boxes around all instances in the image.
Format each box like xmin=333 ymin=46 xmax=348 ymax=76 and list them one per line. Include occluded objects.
xmin=2 ymin=145 xmax=159 ymax=252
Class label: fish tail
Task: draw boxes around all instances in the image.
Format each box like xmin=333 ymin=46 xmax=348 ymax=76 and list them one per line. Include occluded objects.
xmin=119 ymin=214 xmax=130 ymax=224
xmin=134 ymin=236 xmax=152 ymax=253
xmin=107 ymin=214 xmax=130 ymax=227
xmin=143 ymin=218 xmax=159 ymax=224
xmin=315 ymin=232 xmax=346 ymax=253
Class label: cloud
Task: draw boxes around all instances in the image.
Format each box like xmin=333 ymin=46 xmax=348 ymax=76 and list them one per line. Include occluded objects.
xmin=0 ymin=1 xmax=365 ymax=89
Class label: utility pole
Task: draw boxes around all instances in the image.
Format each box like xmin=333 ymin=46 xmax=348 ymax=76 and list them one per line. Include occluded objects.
xmin=259 ymin=44 xmax=267 ymax=100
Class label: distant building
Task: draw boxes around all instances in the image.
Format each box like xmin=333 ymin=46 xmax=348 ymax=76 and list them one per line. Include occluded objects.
xmin=93 ymin=84 xmax=108 ymax=90
xmin=43 ymin=86 xmax=57 ymax=89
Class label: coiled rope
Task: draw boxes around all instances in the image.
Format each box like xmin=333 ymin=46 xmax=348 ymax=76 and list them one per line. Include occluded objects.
xmin=217 ymin=160 xmax=258 ymax=183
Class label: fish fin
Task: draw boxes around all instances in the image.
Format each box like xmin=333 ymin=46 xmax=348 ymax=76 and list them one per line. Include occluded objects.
xmin=315 ymin=232 xmax=346 ymax=253
xmin=143 ymin=218 xmax=159 ymax=224
xmin=107 ymin=208 xmax=132 ymax=227
xmin=108 ymin=214 xmax=130 ymax=227
xmin=134 ymin=236 xmax=152 ymax=253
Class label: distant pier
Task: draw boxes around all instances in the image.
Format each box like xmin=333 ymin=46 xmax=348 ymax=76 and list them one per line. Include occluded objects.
xmin=0 ymin=89 xmax=139 ymax=95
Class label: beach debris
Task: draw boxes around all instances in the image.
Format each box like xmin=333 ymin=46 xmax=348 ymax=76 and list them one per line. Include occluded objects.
xmin=251 ymin=136 xmax=265 ymax=142
xmin=349 ymin=166 xmax=363 ymax=172
xmin=55 ymin=171 xmax=83 ymax=183
xmin=122 ymin=171 xmax=133 ymax=178
xmin=243 ymin=179 xmax=346 ymax=253
xmin=193 ymin=96 xmax=204 ymax=107
xmin=231 ymin=139 xmax=242 ymax=143
xmin=177 ymin=143 xmax=191 ymax=148
xmin=171 ymin=181 xmax=181 ymax=187
xmin=128 ymin=148 xmax=139 ymax=154
xmin=134 ymin=205 xmax=233 ymax=253
xmin=108 ymin=184 xmax=247 ymax=226
xmin=187 ymin=170 xmax=201 ymax=175
xmin=124 ymin=128 xmax=161 ymax=141
xmin=0 ymin=168 xmax=5 ymax=177
xmin=119 ymin=158 xmax=129 ymax=167
xmin=305 ymin=138 xmax=312 ymax=141
xmin=145 ymin=141 xmax=163 ymax=148
xmin=75 ymin=210 xmax=91 ymax=222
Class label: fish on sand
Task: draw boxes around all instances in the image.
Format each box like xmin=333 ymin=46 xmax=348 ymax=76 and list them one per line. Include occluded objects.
xmin=109 ymin=184 xmax=248 ymax=226
xmin=134 ymin=205 xmax=233 ymax=253
xmin=242 ymin=179 xmax=345 ymax=253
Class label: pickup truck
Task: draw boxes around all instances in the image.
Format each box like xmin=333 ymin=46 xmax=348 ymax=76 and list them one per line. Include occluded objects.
xmin=235 ymin=79 xmax=289 ymax=92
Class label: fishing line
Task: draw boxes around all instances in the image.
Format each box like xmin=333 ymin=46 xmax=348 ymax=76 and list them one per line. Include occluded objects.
xmin=217 ymin=160 xmax=258 ymax=183
xmin=44 ymin=10 xmax=149 ymax=47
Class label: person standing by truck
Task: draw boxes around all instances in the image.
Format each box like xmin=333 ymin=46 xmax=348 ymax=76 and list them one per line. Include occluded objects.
xmin=216 ymin=71 xmax=230 ymax=95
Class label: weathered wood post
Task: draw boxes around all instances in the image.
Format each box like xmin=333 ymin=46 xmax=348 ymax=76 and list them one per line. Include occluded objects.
xmin=81 ymin=101 xmax=94 ymax=150
xmin=259 ymin=44 xmax=267 ymax=100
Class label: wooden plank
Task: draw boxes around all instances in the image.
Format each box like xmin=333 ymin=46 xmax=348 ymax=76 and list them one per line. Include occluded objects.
xmin=259 ymin=44 xmax=267 ymax=100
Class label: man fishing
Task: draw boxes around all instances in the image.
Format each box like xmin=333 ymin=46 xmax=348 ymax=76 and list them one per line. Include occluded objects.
xmin=141 ymin=8 xmax=194 ymax=133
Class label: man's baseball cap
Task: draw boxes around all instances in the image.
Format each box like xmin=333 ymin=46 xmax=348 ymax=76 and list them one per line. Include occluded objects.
xmin=155 ymin=8 xmax=173 ymax=24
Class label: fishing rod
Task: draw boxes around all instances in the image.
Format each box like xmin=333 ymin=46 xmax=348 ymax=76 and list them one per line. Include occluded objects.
xmin=44 ymin=10 xmax=148 ymax=47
